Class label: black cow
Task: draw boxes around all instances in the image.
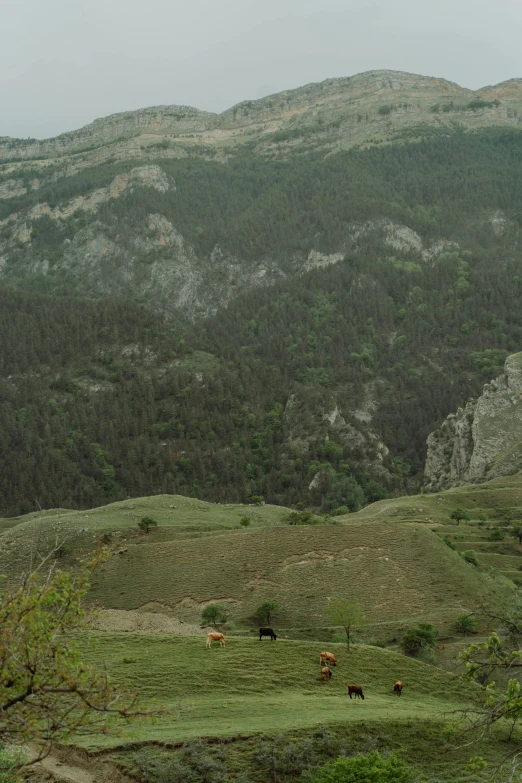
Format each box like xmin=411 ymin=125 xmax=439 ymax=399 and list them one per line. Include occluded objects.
xmin=259 ymin=627 xmax=277 ymax=641
xmin=347 ymin=684 xmax=365 ymax=700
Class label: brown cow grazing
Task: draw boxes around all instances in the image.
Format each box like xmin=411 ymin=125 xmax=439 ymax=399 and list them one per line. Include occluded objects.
xmin=394 ymin=681 xmax=404 ymax=696
xmin=347 ymin=684 xmax=364 ymax=699
xmin=321 ymin=666 xmax=333 ymax=682
xmin=320 ymin=651 xmax=337 ymax=667
xmin=206 ymin=632 xmax=226 ymax=648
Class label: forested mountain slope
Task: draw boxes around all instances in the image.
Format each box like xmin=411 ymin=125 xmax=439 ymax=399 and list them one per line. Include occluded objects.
xmin=1 ymin=70 xmax=522 ymax=516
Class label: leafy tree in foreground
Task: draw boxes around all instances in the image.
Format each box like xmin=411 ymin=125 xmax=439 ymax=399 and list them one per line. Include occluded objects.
xmin=138 ymin=516 xmax=158 ymax=534
xmin=460 ymin=632 xmax=522 ymax=741
xmin=324 ymin=597 xmax=367 ymax=650
xmin=303 ymin=750 xmax=414 ymax=783
xmin=201 ymin=603 xmax=227 ymax=627
xmin=450 ymin=508 xmax=471 ymax=525
xmin=254 ymin=601 xmax=279 ymax=625
xmin=0 ymin=551 xmax=144 ymax=773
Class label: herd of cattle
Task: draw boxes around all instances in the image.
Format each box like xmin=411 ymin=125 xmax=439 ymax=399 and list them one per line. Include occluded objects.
xmin=205 ymin=629 xmax=405 ymax=699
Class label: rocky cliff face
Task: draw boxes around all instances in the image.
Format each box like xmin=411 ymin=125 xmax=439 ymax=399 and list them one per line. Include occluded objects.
xmin=424 ymin=353 xmax=522 ymax=491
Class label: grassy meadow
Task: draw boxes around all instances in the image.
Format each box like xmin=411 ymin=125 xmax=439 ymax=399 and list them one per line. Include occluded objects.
xmin=80 ymin=633 xmax=476 ymax=747
xmin=77 ymin=633 xmax=517 ymax=782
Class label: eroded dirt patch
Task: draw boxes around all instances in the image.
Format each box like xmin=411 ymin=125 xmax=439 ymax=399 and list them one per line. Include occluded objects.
xmin=29 ymin=746 xmax=134 ymax=783
xmin=89 ymin=608 xmax=203 ymax=635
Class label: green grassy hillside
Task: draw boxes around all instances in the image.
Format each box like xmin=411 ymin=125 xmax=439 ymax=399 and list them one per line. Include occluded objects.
xmin=85 ymin=523 xmax=509 ymax=629
xmin=78 ymin=634 xmax=477 ymax=749
xmin=73 ymin=633 xmax=515 ymax=783
xmin=345 ymin=474 xmax=522 ymax=525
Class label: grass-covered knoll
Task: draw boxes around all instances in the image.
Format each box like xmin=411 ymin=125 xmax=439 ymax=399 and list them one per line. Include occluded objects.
xmin=78 ymin=634 xmax=477 ymax=750
xmin=84 ymin=521 xmax=507 ymax=629
xmin=0 ymin=494 xmax=290 ymax=577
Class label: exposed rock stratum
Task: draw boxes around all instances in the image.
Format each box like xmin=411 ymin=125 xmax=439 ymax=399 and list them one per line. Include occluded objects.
xmin=424 ymin=352 xmax=522 ymax=491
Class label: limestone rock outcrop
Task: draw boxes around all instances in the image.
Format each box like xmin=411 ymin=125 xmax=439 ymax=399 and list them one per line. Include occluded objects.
xmin=424 ymin=353 xmax=522 ymax=491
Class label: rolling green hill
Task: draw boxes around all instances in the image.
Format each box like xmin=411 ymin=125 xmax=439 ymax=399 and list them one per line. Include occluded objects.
xmin=1 ymin=481 xmax=515 ymax=634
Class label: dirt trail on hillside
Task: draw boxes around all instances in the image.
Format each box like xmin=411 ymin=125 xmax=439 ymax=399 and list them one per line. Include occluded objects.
xmin=89 ymin=608 xmax=204 ymax=635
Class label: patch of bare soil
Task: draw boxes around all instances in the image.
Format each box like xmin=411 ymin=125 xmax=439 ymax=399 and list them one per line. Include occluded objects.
xmin=89 ymin=608 xmax=203 ymax=635
xmin=28 ymin=747 xmax=133 ymax=783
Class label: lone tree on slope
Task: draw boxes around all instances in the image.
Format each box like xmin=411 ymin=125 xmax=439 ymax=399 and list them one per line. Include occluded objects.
xmin=324 ymin=597 xmax=367 ymax=651
xmin=201 ymin=604 xmax=227 ymax=627
xmin=450 ymin=508 xmax=471 ymax=525
xmin=254 ymin=601 xmax=279 ymax=625
xmin=138 ymin=516 xmax=158 ymax=534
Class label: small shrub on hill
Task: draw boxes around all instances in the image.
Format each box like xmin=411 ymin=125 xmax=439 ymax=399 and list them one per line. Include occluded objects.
xmin=330 ymin=506 xmax=350 ymax=517
xmin=286 ymin=510 xmax=321 ymax=525
xmin=461 ymin=550 xmax=479 ymax=566
xmin=138 ymin=516 xmax=158 ymax=534
xmin=367 ymin=638 xmax=387 ymax=648
xmin=251 ymin=495 xmax=264 ymax=505
xmin=489 ymin=527 xmax=505 ymax=541
xmin=400 ymin=623 xmax=439 ymax=657
xmin=201 ymin=603 xmax=227 ymax=626
xmin=443 ymin=536 xmax=456 ymax=550
xmin=303 ymin=750 xmax=414 ymax=783
xmin=239 ymin=516 xmax=251 ymax=527
xmin=55 ymin=543 xmax=70 ymax=558
xmin=455 ymin=612 xmax=477 ymax=634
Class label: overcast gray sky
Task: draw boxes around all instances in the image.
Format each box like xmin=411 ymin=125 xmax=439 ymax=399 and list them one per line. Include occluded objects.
xmin=2 ymin=0 xmax=521 ymax=139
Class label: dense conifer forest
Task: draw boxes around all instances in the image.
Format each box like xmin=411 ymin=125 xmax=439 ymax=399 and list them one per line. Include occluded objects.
xmin=1 ymin=128 xmax=522 ymax=516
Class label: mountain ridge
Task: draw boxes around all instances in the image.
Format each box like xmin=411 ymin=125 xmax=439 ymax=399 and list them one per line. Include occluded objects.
xmin=2 ymin=69 xmax=522 ymax=158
